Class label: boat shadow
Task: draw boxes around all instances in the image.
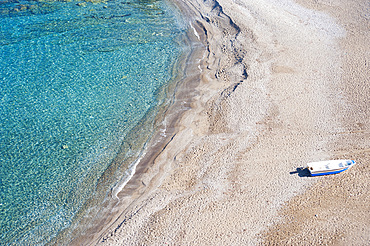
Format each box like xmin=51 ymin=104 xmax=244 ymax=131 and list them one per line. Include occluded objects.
xmin=290 ymin=167 xmax=311 ymax=177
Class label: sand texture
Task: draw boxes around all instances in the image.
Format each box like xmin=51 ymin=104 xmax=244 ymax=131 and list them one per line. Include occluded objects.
xmin=85 ymin=0 xmax=369 ymax=245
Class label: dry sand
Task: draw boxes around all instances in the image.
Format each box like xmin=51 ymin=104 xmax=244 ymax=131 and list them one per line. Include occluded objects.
xmin=81 ymin=0 xmax=369 ymax=245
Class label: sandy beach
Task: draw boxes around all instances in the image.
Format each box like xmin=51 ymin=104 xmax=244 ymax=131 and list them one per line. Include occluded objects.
xmin=76 ymin=0 xmax=369 ymax=245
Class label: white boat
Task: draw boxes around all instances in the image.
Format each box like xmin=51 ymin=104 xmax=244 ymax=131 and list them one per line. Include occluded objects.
xmin=307 ymin=159 xmax=356 ymax=176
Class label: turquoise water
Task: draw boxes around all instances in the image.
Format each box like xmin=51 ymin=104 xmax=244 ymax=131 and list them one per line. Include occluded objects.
xmin=0 ymin=0 xmax=185 ymax=244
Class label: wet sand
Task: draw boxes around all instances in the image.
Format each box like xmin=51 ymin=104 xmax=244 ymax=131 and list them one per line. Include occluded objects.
xmin=84 ymin=0 xmax=369 ymax=245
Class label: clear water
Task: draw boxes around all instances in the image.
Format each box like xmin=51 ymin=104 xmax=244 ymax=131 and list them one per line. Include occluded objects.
xmin=0 ymin=0 xmax=185 ymax=244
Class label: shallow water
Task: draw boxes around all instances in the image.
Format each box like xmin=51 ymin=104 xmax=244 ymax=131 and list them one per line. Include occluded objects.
xmin=0 ymin=0 xmax=185 ymax=244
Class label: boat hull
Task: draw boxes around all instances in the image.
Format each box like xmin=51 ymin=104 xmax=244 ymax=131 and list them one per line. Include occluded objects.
xmin=310 ymin=167 xmax=349 ymax=176
xmin=307 ymin=160 xmax=355 ymax=176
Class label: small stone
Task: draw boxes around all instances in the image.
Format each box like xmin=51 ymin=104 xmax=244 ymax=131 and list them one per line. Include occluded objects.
xmin=61 ymin=144 xmax=69 ymax=149
xmin=19 ymin=5 xmax=27 ymax=11
xmin=77 ymin=2 xmax=87 ymax=7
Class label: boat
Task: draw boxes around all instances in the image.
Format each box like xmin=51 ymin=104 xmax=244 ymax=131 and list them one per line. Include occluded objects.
xmin=307 ymin=159 xmax=356 ymax=176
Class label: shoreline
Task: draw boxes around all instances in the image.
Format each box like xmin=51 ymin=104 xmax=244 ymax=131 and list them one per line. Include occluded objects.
xmin=74 ymin=0 xmax=368 ymax=245
xmin=64 ymin=1 xmax=209 ymax=244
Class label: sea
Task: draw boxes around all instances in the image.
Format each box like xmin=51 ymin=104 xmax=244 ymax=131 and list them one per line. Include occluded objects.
xmin=0 ymin=0 xmax=186 ymax=244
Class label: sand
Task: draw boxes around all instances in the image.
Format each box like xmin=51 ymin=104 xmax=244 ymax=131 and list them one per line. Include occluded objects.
xmin=78 ymin=0 xmax=369 ymax=245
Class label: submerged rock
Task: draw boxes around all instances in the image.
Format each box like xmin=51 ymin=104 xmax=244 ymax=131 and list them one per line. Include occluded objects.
xmin=76 ymin=2 xmax=87 ymax=7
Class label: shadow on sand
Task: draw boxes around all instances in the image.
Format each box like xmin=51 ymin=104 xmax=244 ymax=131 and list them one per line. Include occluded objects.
xmin=290 ymin=167 xmax=311 ymax=177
